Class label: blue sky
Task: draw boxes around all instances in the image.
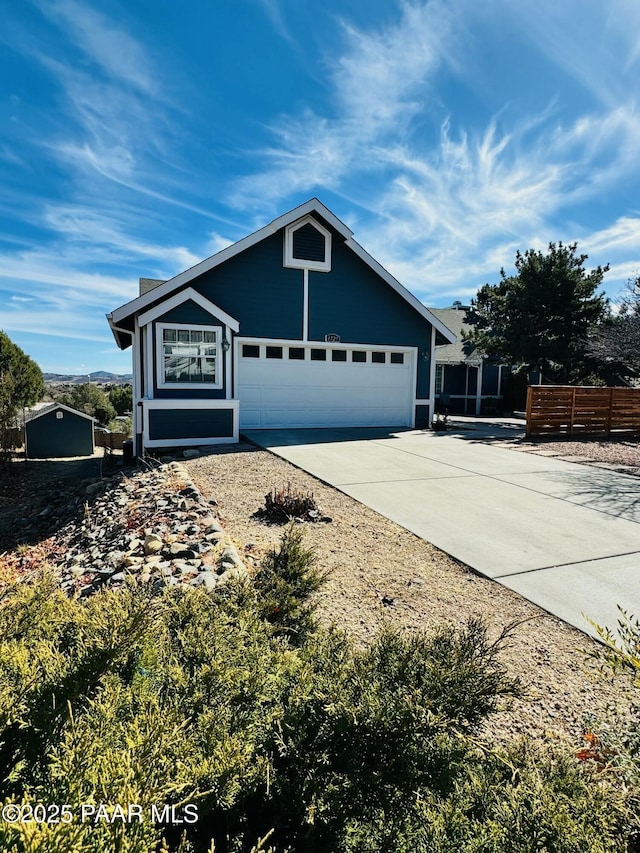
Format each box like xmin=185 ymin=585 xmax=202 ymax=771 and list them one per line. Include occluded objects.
xmin=2 ymin=0 xmax=640 ymax=374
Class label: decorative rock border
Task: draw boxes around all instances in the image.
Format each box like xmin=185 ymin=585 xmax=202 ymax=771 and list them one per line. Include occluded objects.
xmin=51 ymin=462 xmax=249 ymax=598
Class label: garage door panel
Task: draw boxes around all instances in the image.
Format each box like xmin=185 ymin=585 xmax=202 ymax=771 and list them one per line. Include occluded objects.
xmin=238 ymin=342 xmax=414 ymax=429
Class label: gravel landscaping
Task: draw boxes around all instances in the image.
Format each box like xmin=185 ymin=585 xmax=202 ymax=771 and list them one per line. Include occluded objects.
xmin=186 ymin=441 xmax=638 ymax=744
xmin=1 ymin=432 xmax=637 ymax=748
xmin=495 ymin=434 xmax=640 ymax=474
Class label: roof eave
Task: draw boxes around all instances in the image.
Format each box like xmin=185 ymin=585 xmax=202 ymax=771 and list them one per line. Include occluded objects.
xmin=108 ymin=198 xmax=456 ymax=343
xmin=110 ymin=198 xmax=354 ymax=327
xmin=106 ymin=314 xmax=133 ymax=350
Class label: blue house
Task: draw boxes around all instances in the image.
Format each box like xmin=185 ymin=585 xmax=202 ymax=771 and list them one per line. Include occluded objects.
xmin=430 ymin=304 xmax=510 ymax=415
xmin=107 ymin=199 xmax=455 ymax=453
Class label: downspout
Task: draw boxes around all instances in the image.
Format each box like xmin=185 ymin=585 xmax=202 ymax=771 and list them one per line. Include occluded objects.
xmin=107 ymin=317 xmax=139 ymax=456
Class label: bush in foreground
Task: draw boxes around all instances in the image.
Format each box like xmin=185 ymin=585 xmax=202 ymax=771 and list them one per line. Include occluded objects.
xmin=0 ymin=534 xmax=631 ymax=852
xmin=584 ymin=608 xmax=640 ymax=850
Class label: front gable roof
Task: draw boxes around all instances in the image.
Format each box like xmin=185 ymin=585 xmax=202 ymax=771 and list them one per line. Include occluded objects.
xmin=137 ymin=287 xmax=240 ymax=331
xmin=24 ymin=403 xmax=95 ymax=424
xmin=107 ymin=199 xmax=456 ymax=348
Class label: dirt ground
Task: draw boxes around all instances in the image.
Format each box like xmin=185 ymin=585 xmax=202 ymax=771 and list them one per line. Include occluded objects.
xmin=2 ymin=436 xmax=637 ymax=745
xmin=186 ymin=437 xmax=639 ymax=744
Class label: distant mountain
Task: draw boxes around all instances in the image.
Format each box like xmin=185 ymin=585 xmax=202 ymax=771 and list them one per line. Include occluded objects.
xmin=44 ymin=371 xmax=133 ymax=384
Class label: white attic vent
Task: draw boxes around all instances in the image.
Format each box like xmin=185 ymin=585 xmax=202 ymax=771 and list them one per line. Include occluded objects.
xmin=284 ymin=215 xmax=332 ymax=272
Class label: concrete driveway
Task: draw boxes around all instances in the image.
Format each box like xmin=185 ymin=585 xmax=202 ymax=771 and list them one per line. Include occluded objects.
xmin=244 ymin=423 xmax=640 ymax=640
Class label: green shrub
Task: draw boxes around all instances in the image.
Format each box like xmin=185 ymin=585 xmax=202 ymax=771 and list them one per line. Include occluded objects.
xmin=243 ymin=619 xmax=521 ymax=852
xmin=0 ymin=534 xmax=632 ymax=853
xmin=584 ymin=608 xmax=640 ymax=848
xmin=253 ymin=522 xmax=328 ymax=642
xmin=340 ymin=742 xmax=628 ymax=853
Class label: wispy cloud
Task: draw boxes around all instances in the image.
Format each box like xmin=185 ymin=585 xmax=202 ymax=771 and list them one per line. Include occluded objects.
xmin=230 ymin=0 xmax=455 ymax=209
xmin=43 ymin=206 xmax=202 ymax=271
xmin=503 ymin=0 xmax=640 ymax=109
xmin=232 ymin=0 xmax=640 ymax=302
xmin=363 ymin=106 xmax=640 ymax=292
xmin=3 ymin=0 xmax=225 ymax=231
xmin=254 ymin=0 xmax=296 ymax=46
xmin=37 ymin=0 xmax=157 ymax=94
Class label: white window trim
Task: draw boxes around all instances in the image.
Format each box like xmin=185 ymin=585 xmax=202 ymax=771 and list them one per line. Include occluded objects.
xmin=156 ymin=322 xmax=223 ymax=390
xmin=138 ymin=287 xmax=239 ymax=331
xmin=284 ymin=215 xmax=332 ymax=272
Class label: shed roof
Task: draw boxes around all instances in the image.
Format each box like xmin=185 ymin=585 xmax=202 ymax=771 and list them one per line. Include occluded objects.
xmin=24 ymin=403 xmax=95 ymax=424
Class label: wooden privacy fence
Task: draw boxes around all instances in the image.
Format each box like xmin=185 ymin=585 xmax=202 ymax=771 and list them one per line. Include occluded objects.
xmin=94 ymin=430 xmax=128 ymax=450
xmin=526 ymin=386 xmax=640 ymax=438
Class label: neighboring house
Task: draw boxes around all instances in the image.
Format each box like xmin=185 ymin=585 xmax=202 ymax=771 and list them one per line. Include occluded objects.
xmin=107 ymin=198 xmax=455 ymax=454
xmin=430 ymin=304 xmax=509 ymax=415
xmin=24 ymin=403 xmax=95 ymax=458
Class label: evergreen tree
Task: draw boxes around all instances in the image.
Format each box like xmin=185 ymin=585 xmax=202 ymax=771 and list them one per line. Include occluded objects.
xmin=61 ymin=384 xmax=116 ymax=426
xmin=0 ymin=332 xmax=45 ymax=454
xmin=464 ymin=242 xmax=610 ymax=383
xmin=108 ymin=385 xmax=133 ymax=416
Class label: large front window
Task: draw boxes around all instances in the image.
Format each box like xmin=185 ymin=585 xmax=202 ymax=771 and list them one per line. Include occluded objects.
xmin=158 ymin=324 xmax=222 ymax=388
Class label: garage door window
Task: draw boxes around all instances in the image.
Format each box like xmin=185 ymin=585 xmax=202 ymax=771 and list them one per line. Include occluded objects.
xmin=310 ymin=349 xmax=327 ymax=361
xmin=242 ymin=344 xmax=259 ymax=358
xmin=266 ymin=346 xmax=283 ymax=359
xmin=352 ymin=351 xmax=366 ymax=363
xmin=289 ymin=347 xmax=305 ymax=360
xmin=390 ymin=352 xmax=404 ymax=364
xmin=332 ymin=350 xmax=347 ymax=362
xmin=371 ymin=351 xmax=386 ymax=364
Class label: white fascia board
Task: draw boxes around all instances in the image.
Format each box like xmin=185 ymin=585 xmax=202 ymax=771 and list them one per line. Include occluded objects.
xmin=109 ymin=197 xmax=453 ymax=346
xmin=106 ymin=315 xmax=134 ymax=349
xmin=435 ymin=355 xmax=483 ymax=366
xmin=137 ymin=287 xmax=240 ymax=331
xmin=270 ymin=198 xmax=353 ymax=238
xmin=110 ymin=199 xmax=353 ymax=327
xmin=344 ymin=238 xmax=457 ymax=344
xmin=27 ymin=403 xmax=95 ymax=424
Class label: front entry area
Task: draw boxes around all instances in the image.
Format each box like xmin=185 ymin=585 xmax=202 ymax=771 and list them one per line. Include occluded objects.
xmin=237 ymin=340 xmax=415 ymax=429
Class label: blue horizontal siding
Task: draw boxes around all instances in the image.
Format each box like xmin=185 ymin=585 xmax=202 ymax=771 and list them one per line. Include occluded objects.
xmin=148 ymin=408 xmax=234 ymax=440
xmin=156 ymin=299 xmax=223 ymax=325
xmin=138 ymin=220 xmax=436 ymax=401
xmin=481 ymin=364 xmax=500 ymax=396
xmin=191 ymin=233 xmax=304 ymax=339
xmin=307 ymin=239 xmax=432 ymax=397
xmin=415 ymin=404 xmax=430 ymax=429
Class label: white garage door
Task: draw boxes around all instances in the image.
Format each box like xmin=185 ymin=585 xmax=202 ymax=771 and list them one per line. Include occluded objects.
xmin=237 ymin=340 xmax=415 ymax=429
